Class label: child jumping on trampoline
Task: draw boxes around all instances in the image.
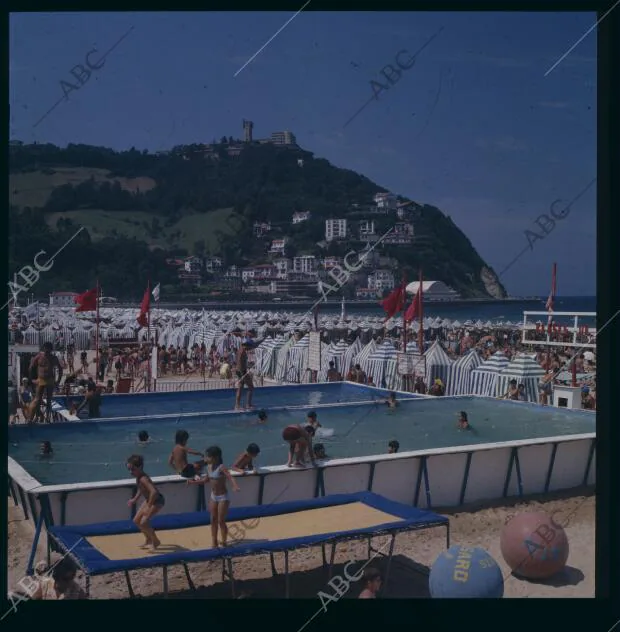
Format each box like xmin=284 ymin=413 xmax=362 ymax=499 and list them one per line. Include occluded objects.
xmin=188 ymin=446 xmax=240 ymax=548
xmin=126 ymin=454 xmax=166 ymax=551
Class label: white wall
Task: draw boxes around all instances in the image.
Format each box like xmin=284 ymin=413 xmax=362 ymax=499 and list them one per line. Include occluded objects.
xmin=9 ymin=433 xmax=595 ymax=527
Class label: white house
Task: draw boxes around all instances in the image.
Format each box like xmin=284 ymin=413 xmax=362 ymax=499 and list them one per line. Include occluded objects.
xmin=274 ymin=258 xmax=292 ymax=279
xmin=253 ymin=221 xmax=272 ymax=237
xmin=325 ymin=219 xmax=348 ymax=241
xmin=374 ymin=192 xmax=397 ymax=210
xmin=359 ymin=220 xmax=376 ymax=239
xmin=204 ymin=257 xmax=222 ymax=273
xmin=269 ymin=238 xmax=288 ymax=255
xmin=292 ymin=211 xmax=311 ymax=224
xmin=293 ymin=255 xmax=318 ymax=275
xmin=384 ymin=222 xmax=414 ymax=245
xmin=368 ymin=270 xmax=395 ymax=292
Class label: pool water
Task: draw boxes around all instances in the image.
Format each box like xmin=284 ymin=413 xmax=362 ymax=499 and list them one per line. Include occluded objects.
xmin=9 ymin=397 xmax=594 ymax=486
xmin=53 ymin=383 xmax=402 ymax=419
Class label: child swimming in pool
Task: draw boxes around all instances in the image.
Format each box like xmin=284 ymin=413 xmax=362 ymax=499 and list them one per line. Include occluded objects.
xmin=457 ymin=411 xmax=476 ymax=432
xmin=385 ymin=392 xmax=398 ymax=409
xmin=40 ymin=441 xmax=53 ymax=457
xmin=188 ymin=446 xmax=240 ymax=548
xmin=138 ymin=430 xmax=150 ymax=445
xmin=126 ymin=454 xmax=165 ymax=551
xmin=168 ymin=429 xmax=204 ymax=479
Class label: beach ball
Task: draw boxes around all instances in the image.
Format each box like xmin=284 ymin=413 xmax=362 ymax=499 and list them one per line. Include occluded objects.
xmin=500 ymin=511 xmax=568 ymax=579
xmin=429 ymin=545 xmax=504 ymax=598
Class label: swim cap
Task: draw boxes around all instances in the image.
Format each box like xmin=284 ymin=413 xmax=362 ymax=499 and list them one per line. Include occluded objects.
xmin=282 ymin=425 xmax=301 ymax=441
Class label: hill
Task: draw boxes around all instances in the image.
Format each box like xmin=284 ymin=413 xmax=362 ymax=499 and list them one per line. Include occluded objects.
xmin=8 ymin=141 xmax=507 ymax=301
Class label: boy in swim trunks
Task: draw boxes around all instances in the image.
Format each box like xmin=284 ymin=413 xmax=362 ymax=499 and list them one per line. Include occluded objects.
xmin=126 ymin=454 xmax=165 ymax=551
xmin=188 ymin=446 xmax=240 ymax=548
xmin=168 ymin=429 xmax=204 ymax=479
xmin=231 ymin=443 xmax=260 ymax=474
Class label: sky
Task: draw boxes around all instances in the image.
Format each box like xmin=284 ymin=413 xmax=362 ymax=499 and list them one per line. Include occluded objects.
xmin=9 ymin=11 xmax=597 ymax=296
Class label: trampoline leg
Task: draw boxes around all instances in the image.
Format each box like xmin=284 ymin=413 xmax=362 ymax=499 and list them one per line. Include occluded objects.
xmin=125 ymin=571 xmax=135 ymax=598
xmin=328 ymin=542 xmax=337 ymax=580
xmin=269 ymin=552 xmax=278 ymax=577
xmin=321 ymin=544 xmax=327 ymax=568
xmin=183 ymin=563 xmax=195 ymax=591
xmin=367 ymin=536 xmax=372 ymax=560
xmin=163 ymin=567 xmax=169 ymax=599
xmin=446 ymin=524 xmax=450 ymax=549
xmin=284 ymin=551 xmax=290 ymax=599
xmin=85 ymin=575 xmax=91 ymax=599
xmin=221 ymin=559 xmax=226 ymax=582
xmin=381 ymin=534 xmax=397 ymax=597
xmin=227 ymin=559 xmax=236 ymax=598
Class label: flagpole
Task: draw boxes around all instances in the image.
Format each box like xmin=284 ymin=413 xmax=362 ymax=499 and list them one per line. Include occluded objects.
xmin=401 ymin=272 xmax=407 ymax=354
xmin=95 ymin=279 xmax=100 ymax=381
xmin=147 ymin=280 xmax=151 ymax=392
xmin=418 ymin=269 xmax=424 ymax=354
xmin=546 ymin=263 xmax=556 ymax=374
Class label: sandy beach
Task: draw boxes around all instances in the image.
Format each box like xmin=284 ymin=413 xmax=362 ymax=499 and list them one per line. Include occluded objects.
xmin=7 ymin=488 xmax=594 ymax=600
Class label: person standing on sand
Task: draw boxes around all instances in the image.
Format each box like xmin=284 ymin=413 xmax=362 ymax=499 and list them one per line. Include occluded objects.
xmin=126 ymin=454 xmax=165 ymax=551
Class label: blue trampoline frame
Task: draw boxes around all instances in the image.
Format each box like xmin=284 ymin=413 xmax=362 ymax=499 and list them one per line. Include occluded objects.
xmin=47 ymin=492 xmax=449 ymax=598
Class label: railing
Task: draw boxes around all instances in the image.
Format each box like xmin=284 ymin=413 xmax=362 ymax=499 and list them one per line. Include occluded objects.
xmin=521 ymin=311 xmax=596 ymax=349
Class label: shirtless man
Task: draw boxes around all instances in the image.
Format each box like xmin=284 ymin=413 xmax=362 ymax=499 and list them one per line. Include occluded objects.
xmin=28 ymin=342 xmax=63 ymax=422
xmin=234 ymin=341 xmax=254 ymax=410
xmin=283 ymin=424 xmax=316 ymax=468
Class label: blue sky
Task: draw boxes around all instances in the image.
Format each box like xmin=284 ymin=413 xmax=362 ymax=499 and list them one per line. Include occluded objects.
xmin=9 ymin=11 xmax=597 ymax=296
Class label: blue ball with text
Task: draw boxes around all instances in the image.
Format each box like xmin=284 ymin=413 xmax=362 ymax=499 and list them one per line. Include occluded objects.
xmin=429 ymin=545 xmax=504 ymax=598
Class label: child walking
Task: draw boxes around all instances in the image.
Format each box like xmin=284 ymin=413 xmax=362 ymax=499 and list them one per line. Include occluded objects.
xmin=188 ymin=446 xmax=240 ymax=548
xmin=126 ymin=454 xmax=165 ymax=551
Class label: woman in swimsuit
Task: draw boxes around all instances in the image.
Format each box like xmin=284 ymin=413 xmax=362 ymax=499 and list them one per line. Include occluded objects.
xmin=188 ymin=446 xmax=240 ymax=548
xmin=126 ymin=454 xmax=165 ymax=551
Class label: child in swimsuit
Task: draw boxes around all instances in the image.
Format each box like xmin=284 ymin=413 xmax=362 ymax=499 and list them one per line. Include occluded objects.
xmin=188 ymin=446 xmax=240 ymax=548
xmin=138 ymin=430 xmax=150 ymax=445
xmin=40 ymin=441 xmax=53 ymax=457
xmin=126 ymin=454 xmax=165 ymax=551
xmin=385 ymin=392 xmax=398 ymax=409
xmin=231 ymin=443 xmax=260 ymax=474
xmin=168 ymin=429 xmax=204 ymax=479
xmin=283 ymin=425 xmax=316 ymax=468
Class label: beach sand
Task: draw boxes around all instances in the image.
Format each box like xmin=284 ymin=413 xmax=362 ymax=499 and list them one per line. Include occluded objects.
xmin=7 ymin=488 xmax=594 ymax=599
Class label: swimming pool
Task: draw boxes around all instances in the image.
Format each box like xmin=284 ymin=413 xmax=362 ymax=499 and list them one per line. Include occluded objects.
xmin=53 ymin=382 xmax=404 ymax=419
xmin=8 ymin=396 xmax=594 ymax=486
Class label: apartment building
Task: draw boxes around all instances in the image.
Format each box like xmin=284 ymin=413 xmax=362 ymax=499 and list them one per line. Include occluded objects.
xmin=292 ymin=211 xmax=311 ymax=224
xmin=359 ymin=220 xmax=376 ymax=239
xmin=368 ymin=270 xmax=395 ymax=292
xmin=269 ymin=238 xmax=288 ymax=255
xmin=293 ymin=255 xmax=318 ymax=275
xmin=374 ymin=192 xmax=398 ymax=210
xmin=273 ymin=258 xmax=292 ymax=279
xmin=325 ymin=219 xmax=348 ymax=242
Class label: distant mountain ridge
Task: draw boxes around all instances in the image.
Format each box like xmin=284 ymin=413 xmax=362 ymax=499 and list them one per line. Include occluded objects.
xmin=8 ymin=141 xmax=507 ymax=300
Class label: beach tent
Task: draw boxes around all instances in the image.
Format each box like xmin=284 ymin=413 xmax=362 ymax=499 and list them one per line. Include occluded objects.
xmin=354 ymin=339 xmax=377 ymax=376
xmin=274 ymin=335 xmax=298 ymax=382
xmin=341 ymin=337 xmax=363 ymax=374
xmin=365 ymin=339 xmax=399 ymax=389
xmin=446 ymin=349 xmax=483 ymax=396
xmin=424 ymin=340 xmax=454 ymax=385
xmin=496 ymin=354 xmax=545 ymax=402
xmin=469 ymin=351 xmax=510 ymax=397
xmin=319 ymin=339 xmax=350 ymax=381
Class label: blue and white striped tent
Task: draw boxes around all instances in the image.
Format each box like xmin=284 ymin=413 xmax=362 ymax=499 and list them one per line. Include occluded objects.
xmin=469 ymin=351 xmax=510 ymax=397
xmin=319 ymin=339 xmax=350 ymax=381
xmin=365 ymin=339 xmax=399 ymax=389
xmin=341 ymin=337 xmax=363 ymax=375
xmin=496 ymin=354 xmax=545 ymax=402
xmin=446 ymin=349 xmax=483 ymax=396
xmin=424 ymin=340 xmax=453 ymax=385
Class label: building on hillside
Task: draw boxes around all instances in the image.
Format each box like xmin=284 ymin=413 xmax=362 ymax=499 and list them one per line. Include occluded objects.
xmin=271 ymin=130 xmax=297 ymax=146
xmin=49 ymin=291 xmax=78 ymax=307
xmin=405 ymin=280 xmax=460 ymax=300
xmin=271 ymin=279 xmax=317 ymax=296
xmin=224 ymin=265 xmax=241 ymax=278
xmin=356 ymin=287 xmax=381 ymax=299
xmin=359 ymin=220 xmax=376 ymax=239
xmin=322 ymin=256 xmax=343 ymax=271
xmin=325 ymin=219 xmax=348 ymax=242
xmin=254 ymin=221 xmax=272 ymax=237
xmin=292 ymin=211 xmax=311 ymax=224
xmin=384 ymin=222 xmax=414 ymax=245
xmin=368 ymin=270 xmax=395 ymax=292
xmin=243 ymin=119 xmax=254 ymax=142
xmin=269 ymin=238 xmax=288 ymax=255
xmin=242 ymin=265 xmax=276 ymax=283
xmin=183 ymin=256 xmax=203 ymax=274
xmin=204 ymin=257 xmax=223 ymax=273
xmin=274 ymin=258 xmax=292 ymax=279
xmin=293 ymin=255 xmax=318 ymax=275
xmin=374 ymin=192 xmax=398 ymax=210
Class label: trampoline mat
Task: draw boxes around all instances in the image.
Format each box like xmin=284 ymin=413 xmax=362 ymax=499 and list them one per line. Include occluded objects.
xmin=87 ymin=502 xmax=400 ymax=560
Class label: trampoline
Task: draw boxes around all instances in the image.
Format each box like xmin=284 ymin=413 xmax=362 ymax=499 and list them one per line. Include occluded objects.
xmin=47 ymin=492 xmax=449 ymax=598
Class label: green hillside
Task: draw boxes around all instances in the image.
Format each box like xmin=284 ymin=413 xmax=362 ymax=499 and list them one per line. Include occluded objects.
xmin=8 ymin=141 xmax=507 ymax=300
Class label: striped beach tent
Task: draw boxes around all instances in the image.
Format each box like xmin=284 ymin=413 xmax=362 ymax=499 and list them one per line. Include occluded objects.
xmin=496 ymin=354 xmax=545 ymax=402
xmin=365 ymin=339 xmax=398 ymax=389
xmin=274 ymin=335 xmax=298 ymax=382
xmin=354 ymin=339 xmax=377 ymax=375
xmin=319 ymin=339 xmax=350 ymax=381
xmin=424 ymin=340 xmax=453 ymax=385
xmin=341 ymin=337 xmax=363 ymax=375
xmin=470 ymin=351 xmax=510 ymax=397
xmin=446 ymin=349 xmax=483 ymax=396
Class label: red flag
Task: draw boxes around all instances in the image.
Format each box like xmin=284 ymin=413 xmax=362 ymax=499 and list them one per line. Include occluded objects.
xmin=405 ymin=285 xmax=422 ymax=322
xmin=75 ymin=287 xmax=98 ymax=312
xmin=137 ymin=285 xmax=150 ymax=328
xmin=379 ymin=285 xmax=405 ymax=320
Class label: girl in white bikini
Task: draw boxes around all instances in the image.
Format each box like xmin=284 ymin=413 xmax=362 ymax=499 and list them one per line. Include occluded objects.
xmin=188 ymin=446 xmax=240 ymax=548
